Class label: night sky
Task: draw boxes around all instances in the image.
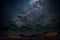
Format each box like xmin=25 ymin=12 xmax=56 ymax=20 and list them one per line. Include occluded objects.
xmin=0 ymin=0 xmax=60 ymax=37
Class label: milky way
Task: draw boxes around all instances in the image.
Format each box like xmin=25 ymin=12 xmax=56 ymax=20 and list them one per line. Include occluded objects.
xmin=10 ymin=0 xmax=56 ymax=35
xmin=1 ymin=0 xmax=59 ymax=36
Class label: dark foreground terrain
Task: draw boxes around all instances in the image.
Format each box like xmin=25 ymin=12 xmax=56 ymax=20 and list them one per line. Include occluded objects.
xmin=0 ymin=32 xmax=60 ymax=40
